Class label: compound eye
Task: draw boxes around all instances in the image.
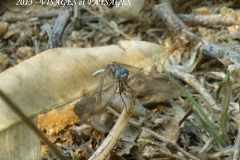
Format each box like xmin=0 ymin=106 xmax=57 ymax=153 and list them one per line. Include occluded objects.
xmin=121 ymin=68 xmax=129 ymax=75
xmin=114 ymin=69 xmax=122 ymax=80
xmin=120 ymin=68 xmax=129 ymax=80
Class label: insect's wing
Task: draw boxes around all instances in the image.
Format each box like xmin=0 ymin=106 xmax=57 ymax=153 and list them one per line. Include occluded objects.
xmin=80 ymin=67 xmax=117 ymax=133
xmin=115 ymin=62 xmax=144 ymax=74
xmin=116 ymin=62 xmax=182 ymax=107
xmin=128 ymin=72 xmax=182 ymax=108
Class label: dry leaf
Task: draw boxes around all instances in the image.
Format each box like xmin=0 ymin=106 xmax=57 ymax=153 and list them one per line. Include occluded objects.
xmin=0 ymin=40 xmax=174 ymax=159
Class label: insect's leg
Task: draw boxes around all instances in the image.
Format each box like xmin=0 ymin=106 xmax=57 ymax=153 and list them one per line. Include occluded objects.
xmin=122 ymin=82 xmax=132 ymax=93
xmin=119 ymin=81 xmax=130 ymax=114
xmin=106 ymin=64 xmax=115 ymax=79
xmin=125 ymin=81 xmax=131 ymax=89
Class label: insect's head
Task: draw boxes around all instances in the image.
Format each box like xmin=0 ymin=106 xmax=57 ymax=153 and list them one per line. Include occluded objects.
xmin=115 ymin=68 xmax=129 ymax=81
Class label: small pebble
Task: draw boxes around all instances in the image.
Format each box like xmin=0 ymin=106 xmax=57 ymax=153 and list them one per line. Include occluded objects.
xmin=0 ymin=52 xmax=10 ymax=72
xmin=16 ymin=46 xmax=35 ymax=61
xmin=0 ymin=22 xmax=9 ymax=39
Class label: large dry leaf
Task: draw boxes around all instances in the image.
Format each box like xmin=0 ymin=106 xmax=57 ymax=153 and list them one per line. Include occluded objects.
xmin=0 ymin=117 xmax=41 ymax=160
xmin=0 ymin=40 xmax=171 ymax=159
xmin=0 ymin=40 xmax=170 ymax=132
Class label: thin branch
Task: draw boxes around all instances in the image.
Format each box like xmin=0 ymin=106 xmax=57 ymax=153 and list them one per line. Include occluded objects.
xmin=89 ymin=89 xmax=136 ymax=160
xmin=143 ymin=127 xmax=200 ymax=160
xmin=168 ymin=67 xmax=220 ymax=113
xmin=179 ymin=14 xmax=237 ymax=26
xmin=0 ymin=89 xmax=69 ymax=160
xmin=233 ymin=124 xmax=240 ymax=160
xmin=47 ymin=9 xmax=70 ymax=49
xmin=154 ymin=0 xmax=240 ymax=65
xmin=208 ymin=146 xmax=234 ymax=159
xmin=82 ymin=6 xmax=131 ymax=39
xmin=107 ymin=106 xmax=141 ymax=127
xmin=154 ymin=0 xmax=201 ymax=44
xmin=199 ymin=137 xmax=214 ymax=154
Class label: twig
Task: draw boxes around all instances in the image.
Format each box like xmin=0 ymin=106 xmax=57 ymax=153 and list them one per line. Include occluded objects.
xmin=30 ymin=27 xmax=48 ymax=42
xmin=89 ymin=90 xmax=136 ymax=160
xmin=154 ymin=0 xmax=201 ymax=44
xmin=167 ymin=67 xmax=220 ymax=113
xmin=107 ymin=106 xmax=141 ymax=127
xmin=163 ymin=67 xmax=226 ymax=146
xmin=143 ymin=127 xmax=200 ymax=160
xmin=143 ymin=146 xmax=182 ymax=159
xmin=233 ymin=124 xmax=240 ymax=160
xmin=82 ymin=6 xmax=131 ymax=39
xmin=36 ymin=10 xmax=61 ymax=19
xmin=199 ymin=137 xmax=214 ymax=154
xmin=178 ymin=106 xmax=192 ymax=126
xmin=208 ymin=146 xmax=234 ymax=159
xmin=46 ymin=9 xmax=70 ymax=49
xmin=154 ymin=0 xmax=240 ymax=66
xmin=201 ymin=40 xmax=240 ymax=64
xmin=178 ymin=14 xmax=237 ymax=26
xmin=62 ymin=5 xmax=79 ymax=47
xmin=0 ymin=89 xmax=69 ymax=160
xmin=33 ymin=38 xmax=41 ymax=54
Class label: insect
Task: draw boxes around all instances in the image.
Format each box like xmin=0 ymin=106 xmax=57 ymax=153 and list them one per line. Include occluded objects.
xmin=77 ymin=41 xmax=184 ymax=133
xmin=79 ymin=61 xmax=182 ymax=133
